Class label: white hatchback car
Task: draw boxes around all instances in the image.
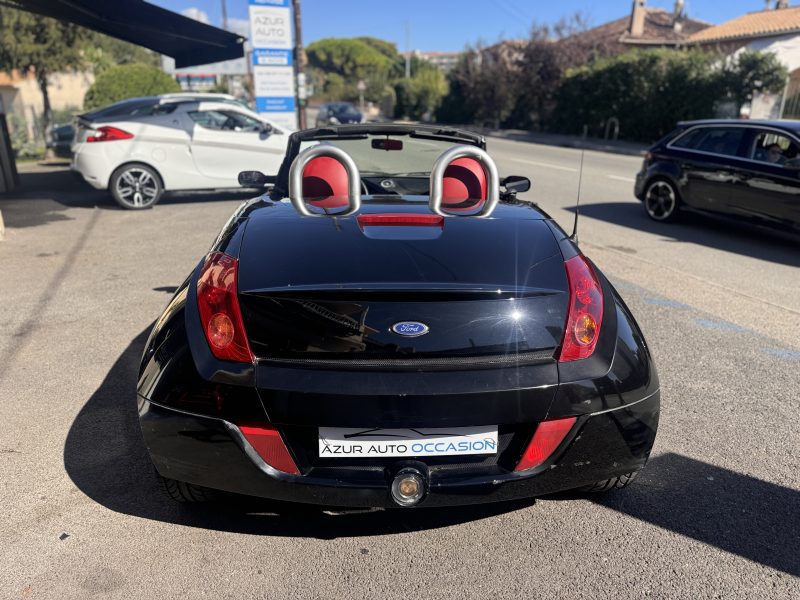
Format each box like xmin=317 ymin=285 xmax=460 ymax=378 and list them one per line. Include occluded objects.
xmin=72 ymin=100 xmax=289 ymax=209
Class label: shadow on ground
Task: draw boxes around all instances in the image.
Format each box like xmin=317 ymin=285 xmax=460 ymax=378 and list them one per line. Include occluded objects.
xmin=567 ymin=202 xmax=800 ymax=268
xmin=569 ymin=453 xmax=798 ymax=576
xmin=65 ymin=330 xmax=800 ymax=569
xmin=0 ymin=167 xmax=256 ymax=229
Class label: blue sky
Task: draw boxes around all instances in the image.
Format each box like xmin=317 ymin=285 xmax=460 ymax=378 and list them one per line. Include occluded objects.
xmin=151 ymin=1 xmax=784 ymax=52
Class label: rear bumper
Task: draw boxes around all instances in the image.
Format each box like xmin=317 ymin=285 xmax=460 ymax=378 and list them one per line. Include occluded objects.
xmin=71 ymin=142 xmax=124 ymax=190
xmin=634 ymin=170 xmax=647 ymax=200
xmin=139 ymin=391 xmax=659 ymax=508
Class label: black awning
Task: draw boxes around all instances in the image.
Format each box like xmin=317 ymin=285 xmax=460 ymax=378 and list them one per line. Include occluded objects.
xmin=5 ymin=0 xmax=246 ymax=68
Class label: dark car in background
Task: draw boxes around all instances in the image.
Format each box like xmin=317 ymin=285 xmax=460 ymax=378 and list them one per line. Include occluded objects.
xmin=635 ymin=119 xmax=800 ymax=234
xmin=315 ymin=102 xmax=363 ymax=127
xmin=47 ymin=123 xmax=75 ymax=158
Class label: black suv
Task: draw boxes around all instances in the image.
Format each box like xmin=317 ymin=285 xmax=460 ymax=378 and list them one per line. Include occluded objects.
xmin=634 ymin=119 xmax=800 ymax=234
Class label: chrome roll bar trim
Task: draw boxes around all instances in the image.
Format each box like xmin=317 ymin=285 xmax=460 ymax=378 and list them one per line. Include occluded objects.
xmin=429 ymin=145 xmax=500 ymax=218
xmin=288 ymin=144 xmax=362 ymax=217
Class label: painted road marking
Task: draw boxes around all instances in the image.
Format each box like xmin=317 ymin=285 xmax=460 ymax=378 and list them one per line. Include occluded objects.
xmin=505 ymin=157 xmax=578 ymax=172
xmin=644 ymin=297 xmax=690 ymax=309
xmin=607 ymin=175 xmax=635 ymax=182
xmin=694 ymin=318 xmax=748 ymax=333
xmin=761 ymin=347 xmax=800 ymax=361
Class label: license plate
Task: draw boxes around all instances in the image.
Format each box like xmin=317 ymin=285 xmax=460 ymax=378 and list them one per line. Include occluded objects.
xmin=318 ymin=426 xmax=498 ymax=458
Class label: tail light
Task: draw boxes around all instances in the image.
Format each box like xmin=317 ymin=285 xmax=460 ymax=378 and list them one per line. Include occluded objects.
xmin=514 ymin=416 xmax=577 ymax=472
xmin=238 ymin=422 xmax=300 ymax=474
xmin=357 ymin=213 xmax=444 ymax=227
xmin=558 ymin=255 xmax=603 ymax=362
xmin=86 ymin=126 xmax=134 ymax=143
xmin=196 ymin=252 xmax=253 ymax=363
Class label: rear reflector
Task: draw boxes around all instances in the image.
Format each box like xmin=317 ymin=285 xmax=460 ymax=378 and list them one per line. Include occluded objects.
xmin=238 ymin=422 xmax=300 ymax=475
xmin=357 ymin=213 xmax=444 ymax=227
xmin=558 ymin=255 xmax=604 ymax=362
xmin=514 ymin=416 xmax=577 ymax=472
xmin=196 ymin=252 xmax=253 ymax=363
xmin=86 ymin=126 xmax=134 ymax=142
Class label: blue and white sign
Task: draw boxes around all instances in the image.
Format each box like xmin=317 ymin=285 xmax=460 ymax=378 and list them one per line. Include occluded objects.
xmin=256 ymin=97 xmax=295 ymax=112
xmin=253 ymin=49 xmax=292 ymax=66
xmin=249 ymin=0 xmax=296 ymax=129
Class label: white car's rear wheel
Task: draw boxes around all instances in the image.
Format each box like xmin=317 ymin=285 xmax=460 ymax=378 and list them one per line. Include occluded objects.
xmin=110 ymin=163 xmax=163 ymax=210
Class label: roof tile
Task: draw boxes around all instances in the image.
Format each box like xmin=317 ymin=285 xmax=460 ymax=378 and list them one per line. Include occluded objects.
xmin=689 ymin=7 xmax=800 ymax=43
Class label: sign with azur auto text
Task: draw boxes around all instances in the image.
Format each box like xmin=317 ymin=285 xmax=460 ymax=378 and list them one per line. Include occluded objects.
xmin=318 ymin=427 xmax=499 ymax=458
xmin=249 ymin=0 xmax=296 ymax=129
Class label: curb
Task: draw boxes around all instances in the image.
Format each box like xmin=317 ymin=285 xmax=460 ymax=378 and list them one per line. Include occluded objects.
xmin=481 ymin=129 xmax=647 ymax=157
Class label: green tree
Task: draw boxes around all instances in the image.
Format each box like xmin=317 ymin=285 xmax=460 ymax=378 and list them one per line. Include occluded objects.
xmin=552 ymin=48 xmax=787 ymax=143
xmin=83 ymin=63 xmax=180 ymax=110
xmin=396 ymin=64 xmax=447 ymax=120
xmin=307 ymin=36 xmax=447 ymax=116
xmin=307 ymin=37 xmax=395 ymax=93
xmin=724 ymin=50 xmax=788 ymax=109
xmin=0 ymin=7 xmax=87 ymax=134
xmin=81 ymin=32 xmax=161 ymax=75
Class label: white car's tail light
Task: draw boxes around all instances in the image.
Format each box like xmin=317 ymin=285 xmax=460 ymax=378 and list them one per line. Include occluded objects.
xmin=86 ymin=126 xmax=134 ymax=143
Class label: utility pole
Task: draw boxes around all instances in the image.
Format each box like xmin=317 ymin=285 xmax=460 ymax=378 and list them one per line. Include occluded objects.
xmin=405 ymin=20 xmax=411 ymax=79
xmin=293 ymin=0 xmax=307 ymax=129
xmin=220 ymin=0 xmax=229 ymax=94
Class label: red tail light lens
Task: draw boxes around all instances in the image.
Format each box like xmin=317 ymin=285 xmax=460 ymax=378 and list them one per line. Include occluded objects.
xmin=86 ymin=126 xmax=134 ymax=142
xmin=514 ymin=416 xmax=577 ymax=472
xmin=238 ymin=422 xmax=300 ymax=474
xmin=559 ymin=255 xmax=604 ymax=362
xmin=196 ymin=252 xmax=253 ymax=363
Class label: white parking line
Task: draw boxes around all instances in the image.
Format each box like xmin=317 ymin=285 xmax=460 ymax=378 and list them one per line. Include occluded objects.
xmin=607 ymin=175 xmax=635 ymax=183
xmin=505 ymin=157 xmax=578 ymax=172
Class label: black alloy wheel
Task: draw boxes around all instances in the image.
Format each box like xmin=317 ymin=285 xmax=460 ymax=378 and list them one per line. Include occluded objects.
xmin=644 ymin=179 xmax=680 ymax=222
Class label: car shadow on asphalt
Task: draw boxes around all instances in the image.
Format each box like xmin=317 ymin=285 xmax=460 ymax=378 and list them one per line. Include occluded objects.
xmin=545 ymin=453 xmax=800 ymax=577
xmin=0 ymin=168 xmax=259 ymax=229
xmin=63 ymin=328 xmax=535 ymax=538
xmin=64 ymin=329 xmax=800 ymax=563
xmin=566 ymin=203 xmax=800 ymax=268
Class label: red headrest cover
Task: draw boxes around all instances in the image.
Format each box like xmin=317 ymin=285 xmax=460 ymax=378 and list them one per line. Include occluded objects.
xmin=442 ymin=157 xmax=487 ymax=208
xmin=302 ymin=156 xmax=350 ymax=209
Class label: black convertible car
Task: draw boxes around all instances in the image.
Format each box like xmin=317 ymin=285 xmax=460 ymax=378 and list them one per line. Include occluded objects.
xmin=137 ymin=124 xmax=659 ymax=508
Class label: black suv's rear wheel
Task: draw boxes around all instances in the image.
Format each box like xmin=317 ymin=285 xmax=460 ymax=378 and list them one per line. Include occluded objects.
xmin=644 ymin=178 xmax=680 ymax=222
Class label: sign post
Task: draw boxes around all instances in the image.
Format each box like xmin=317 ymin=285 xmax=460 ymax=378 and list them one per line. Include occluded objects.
xmin=248 ymin=0 xmax=298 ymax=130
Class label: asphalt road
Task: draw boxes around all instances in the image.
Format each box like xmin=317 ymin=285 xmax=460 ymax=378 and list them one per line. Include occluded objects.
xmin=0 ymin=139 xmax=798 ymax=599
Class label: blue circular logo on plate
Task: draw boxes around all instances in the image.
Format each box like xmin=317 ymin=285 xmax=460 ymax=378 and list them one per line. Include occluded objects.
xmin=391 ymin=321 xmax=430 ymax=337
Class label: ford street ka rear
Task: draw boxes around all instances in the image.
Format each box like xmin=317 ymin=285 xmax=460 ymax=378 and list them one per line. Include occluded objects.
xmin=137 ymin=125 xmax=659 ymax=508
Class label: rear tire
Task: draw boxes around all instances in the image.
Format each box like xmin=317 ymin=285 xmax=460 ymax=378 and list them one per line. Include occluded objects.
xmin=643 ymin=178 xmax=681 ymax=222
xmin=579 ymin=470 xmax=639 ymax=493
xmin=156 ymin=472 xmax=216 ymax=503
xmin=109 ymin=163 xmax=163 ymax=210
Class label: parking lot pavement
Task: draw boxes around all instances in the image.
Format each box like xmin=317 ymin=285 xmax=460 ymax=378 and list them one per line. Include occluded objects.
xmin=1 ymin=156 xmax=798 ymax=599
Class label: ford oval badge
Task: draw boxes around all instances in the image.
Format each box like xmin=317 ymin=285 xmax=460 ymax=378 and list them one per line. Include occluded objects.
xmin=391 ymin=321 xmax=430 ymax=337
